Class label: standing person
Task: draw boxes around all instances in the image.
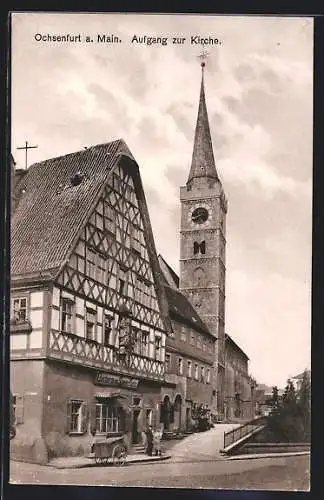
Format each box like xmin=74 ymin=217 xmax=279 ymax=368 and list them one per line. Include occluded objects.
xmin=153 ymin=424 xmax=164 ymax=456
xmin=145 ymin=425 xmax=154 ymax=456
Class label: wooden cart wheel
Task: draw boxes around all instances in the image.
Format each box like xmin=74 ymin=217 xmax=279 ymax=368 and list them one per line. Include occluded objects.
xmin=112 ymin=445 xmax=127 ymax=466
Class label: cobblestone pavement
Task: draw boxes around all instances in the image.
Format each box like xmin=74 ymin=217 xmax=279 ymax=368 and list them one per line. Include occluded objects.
xmin=10 ymin=454 xmax=310 ymax=490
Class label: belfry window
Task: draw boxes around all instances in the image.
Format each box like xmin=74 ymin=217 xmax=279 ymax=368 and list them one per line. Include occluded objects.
xmin=193 ymin=241 xmax=206 ymax=255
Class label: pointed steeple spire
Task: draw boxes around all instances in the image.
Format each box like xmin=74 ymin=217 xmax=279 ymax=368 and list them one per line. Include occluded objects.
xmin=187 ymin=58 xmax=219 ymax=185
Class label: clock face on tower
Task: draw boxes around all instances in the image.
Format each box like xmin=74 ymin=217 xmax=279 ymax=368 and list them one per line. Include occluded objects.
xmin=191 ymin=207 xmax=208 ymax=224
xmin=188 ymin=203 xmax=212 ymax=228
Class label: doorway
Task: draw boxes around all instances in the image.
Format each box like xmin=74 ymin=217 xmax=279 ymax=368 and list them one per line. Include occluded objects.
xmin=174 ymin=395 xmax=182 ymax=431
xmin=132 ymin=409 xmax=141 ymax=444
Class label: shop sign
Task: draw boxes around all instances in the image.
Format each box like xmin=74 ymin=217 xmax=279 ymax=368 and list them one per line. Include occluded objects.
xmin=95 ymin=371 xmax=139 ymax=389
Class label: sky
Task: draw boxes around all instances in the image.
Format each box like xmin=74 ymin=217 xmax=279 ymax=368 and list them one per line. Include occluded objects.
xmin=11 ymin=13 xmax=313 ymax=388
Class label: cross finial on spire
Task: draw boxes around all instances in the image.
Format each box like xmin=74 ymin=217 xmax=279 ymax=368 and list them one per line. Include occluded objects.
xmin=197 ymin=48 xmax=209 ymax=68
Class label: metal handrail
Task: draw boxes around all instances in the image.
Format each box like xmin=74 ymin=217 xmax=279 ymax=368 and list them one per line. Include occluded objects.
xmin=223 ymin=416 xmax=267 ymax=449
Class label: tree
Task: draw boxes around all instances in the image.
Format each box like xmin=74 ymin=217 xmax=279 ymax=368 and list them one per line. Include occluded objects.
xmin=296 ymin=370 xmax=311 ymax=441
xmin=270 ymin=386 xmax=279 ymax=411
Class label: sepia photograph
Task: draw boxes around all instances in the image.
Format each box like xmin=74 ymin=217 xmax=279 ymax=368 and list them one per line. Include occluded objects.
xmin=9 ymin=12 xmax=311 ymax=490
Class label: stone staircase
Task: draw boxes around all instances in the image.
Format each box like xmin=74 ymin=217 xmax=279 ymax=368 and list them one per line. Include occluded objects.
xmin=131 ymin=443 xmax=146 ymax=455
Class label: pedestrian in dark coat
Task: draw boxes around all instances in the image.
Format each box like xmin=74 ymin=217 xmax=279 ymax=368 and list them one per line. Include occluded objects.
xmin=145 ymin=425 xmax=154 ymax=456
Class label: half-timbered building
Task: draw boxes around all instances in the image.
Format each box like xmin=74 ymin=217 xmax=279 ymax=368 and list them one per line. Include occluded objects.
xmin=10 ymin=140 xmax=171 ymax=463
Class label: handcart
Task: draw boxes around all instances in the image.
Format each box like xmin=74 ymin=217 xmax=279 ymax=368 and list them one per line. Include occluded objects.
xmin=92 ymin=436 xmax=128 ymax=466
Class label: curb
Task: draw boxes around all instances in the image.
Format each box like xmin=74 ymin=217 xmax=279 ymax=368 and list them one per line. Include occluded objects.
xmin=227 ymin=451 xmax=310 ymax=461
xmin=47 ymin=454 xmax=172 ymax=469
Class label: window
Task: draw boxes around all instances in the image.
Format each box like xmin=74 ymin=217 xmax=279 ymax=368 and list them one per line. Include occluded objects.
xmin=180 ymin=327 xmax=186 ymax=342
xmin=96 ymin=255 xmax=106 ymax=283
xmin=105 ymin=203 xmax=115 ymax=234
xmin=104 ymin=315 xmax=114 ymax=346
xmin=118 ymin=267 xmax=127 ymax=296
xmin=12 ymin=297 xmax=27 ymax=322
xmin=67 ymin=400 xmax=87 ymax=434
xmin=197 ymin=335 xmax=202 ymax=349
xmin=201 ymin=366 xmax=205 ymax=383
xmin=193 ymin=241 xmax=206 ymax=255
xmin=61 ymin=298 xmax=74 ymax=333
xmin=194 ymin=364 xmax=198 ymax=380
xmin=86 ymin=308 xmax=96 ymax=341
xmin=96 ymin=403 xmax=119 ymax=433
xmin=206 ymin=368 xmax=211 ymax=384
xmin=141 ymin=331 xmax=149 ymax=357
xmin=187 ymin=360 xmax=192 ymax=378
xmin=178 ymin=357 xmax=183 ymax=375
xmin=86 ymin=248 xmax=97 ymax=279
xmin=133 ymin=328 xmax=141 ymax=355
xmin=155 ymin=337 xmax=161 ymax=361
xmin=165 ymin=353 xmax=171 ymax=371
xmin=12 ymin=394 xmax=24 ymax=424
xmin=131 ymin=224 xmax=141 ymax=253
xmin=190 ymin=333 xmax=195 ymax=345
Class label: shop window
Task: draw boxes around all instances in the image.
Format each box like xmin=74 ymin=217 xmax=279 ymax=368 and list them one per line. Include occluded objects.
xmin=61 ymin=298 xmax=74 ymax=334
xmin=12 ymin=394 xmax=24 ymax=424
xmin=86 ymin=308 xmax=96 ymax=341
xmin=67 ymin=400 xmax=88 ymax=434
xmin=95 ymin=402 xmax=119 ymax=433
xmin=11 ymin=297 xmax=28 ymax=322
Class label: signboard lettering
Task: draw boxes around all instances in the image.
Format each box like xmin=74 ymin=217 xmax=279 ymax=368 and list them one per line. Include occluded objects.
xmin=95 ymin=371 xmax=139 ymax=389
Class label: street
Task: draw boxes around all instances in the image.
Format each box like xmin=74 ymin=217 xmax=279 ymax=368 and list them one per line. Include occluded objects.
xmin=9 ymin=426 xmax=310 ymax=490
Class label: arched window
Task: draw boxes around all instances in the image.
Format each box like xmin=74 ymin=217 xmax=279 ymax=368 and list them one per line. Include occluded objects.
xmin=193 ymin=241 xmax=206 ymax=255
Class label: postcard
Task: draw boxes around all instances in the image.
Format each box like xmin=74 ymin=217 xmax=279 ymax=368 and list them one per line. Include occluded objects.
xmin=9 ymin=12 xmax=312 ymax=490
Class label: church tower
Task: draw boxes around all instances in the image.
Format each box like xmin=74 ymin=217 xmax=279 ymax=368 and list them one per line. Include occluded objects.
xmin=179 ymin=59 xmax=227 ymax=418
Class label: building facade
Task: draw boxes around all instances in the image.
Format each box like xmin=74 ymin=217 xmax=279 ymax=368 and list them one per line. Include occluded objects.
xmin=179 ymin=62 xmax=227 ymax=419
xmin=10 ymin=63 xmax=254 ymax=463
xmin=224 ymin=334 xmax=253 ymax=421
xmin=158 ymin=255 xmax=215 ymax=432
xmin=10 ymin=141 xmax=172 ymax=463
